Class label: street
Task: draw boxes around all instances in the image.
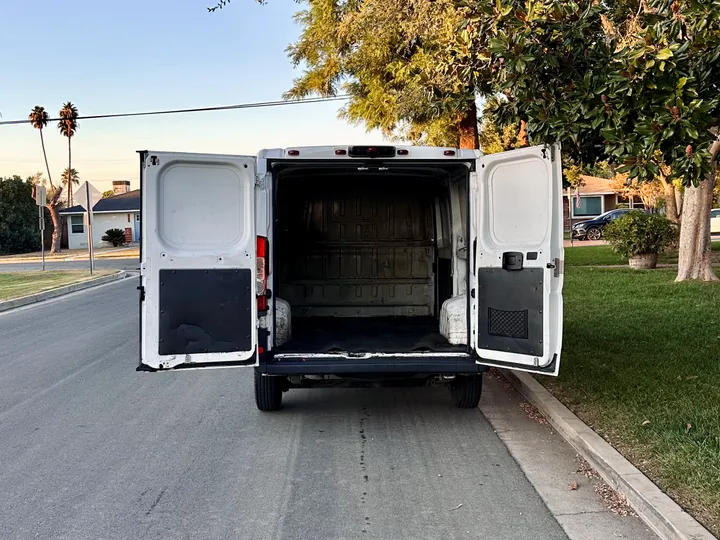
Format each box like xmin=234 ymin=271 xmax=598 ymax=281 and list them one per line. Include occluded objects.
xmin=0 ymin=259 xmax=138 ymax=273
xmin=0 ymin=280 xmax=654 ymax=540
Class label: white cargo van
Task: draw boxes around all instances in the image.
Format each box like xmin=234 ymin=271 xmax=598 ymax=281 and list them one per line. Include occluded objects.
xmin=137 ymin=144 xmax=564 ymax=411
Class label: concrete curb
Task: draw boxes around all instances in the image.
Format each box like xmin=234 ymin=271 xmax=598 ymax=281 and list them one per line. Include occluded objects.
xmin=501 ymin=369 xmax=716 ymax=540
xmin=0 ymin=271 xmax=131 ymax=313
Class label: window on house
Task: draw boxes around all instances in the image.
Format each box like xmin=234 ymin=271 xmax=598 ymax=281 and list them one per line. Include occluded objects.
xmin=71 ymin=215 xmax=84 ymax=234
xmin=572 ymin=196 xmax=602 ymax=217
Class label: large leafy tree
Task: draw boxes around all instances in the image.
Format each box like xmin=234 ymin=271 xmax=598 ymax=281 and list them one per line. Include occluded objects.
xmin=58 ymin=102 xmax=79 ymax=207
xmin=0 ymin=176 xmax=41 ymax=255
xmin=478 ymin=112 xmax=527 ymax=154
xmin=28 ymin=105 xmax=64 ymax=253
xmin=458 ymin=0 xmax=720 ymax=281
xmin=276 ymin=0 xmax=482 ymax=148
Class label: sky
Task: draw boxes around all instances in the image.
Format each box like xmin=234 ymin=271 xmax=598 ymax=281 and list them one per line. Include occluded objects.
xmin=0 ymin=0 xmax=384 ymax=193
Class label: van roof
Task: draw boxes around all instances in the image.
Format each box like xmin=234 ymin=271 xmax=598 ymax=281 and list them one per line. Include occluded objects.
xmin=258 ymin=145 xmax=481 ymax=160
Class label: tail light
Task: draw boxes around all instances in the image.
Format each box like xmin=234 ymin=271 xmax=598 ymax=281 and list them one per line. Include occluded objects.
xmin=256 ymin=236 xmax=268 ymax=311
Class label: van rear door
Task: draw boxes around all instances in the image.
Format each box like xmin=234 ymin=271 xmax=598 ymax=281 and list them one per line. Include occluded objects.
xmin=470 ymin=144 xmax=563 ymax=375
xmin=139 ymin=151 xmax=258 ymax=371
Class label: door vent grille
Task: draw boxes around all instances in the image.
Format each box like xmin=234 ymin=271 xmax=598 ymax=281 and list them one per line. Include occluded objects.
xmin=488 ymin=308 xmax=528 ymax=339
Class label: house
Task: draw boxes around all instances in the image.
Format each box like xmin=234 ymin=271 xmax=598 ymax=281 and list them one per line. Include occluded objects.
xmin=563 ymin=175 xmax=644 ymax=228
xmin=60 ymin=187 xmax=140 ymax=249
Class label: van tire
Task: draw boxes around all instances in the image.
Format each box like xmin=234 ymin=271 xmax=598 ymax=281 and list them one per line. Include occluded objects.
xmin=255 ymin=371 xmax=283 ymax=411
xmin=450 ymin=375 xmax=483 ymax=409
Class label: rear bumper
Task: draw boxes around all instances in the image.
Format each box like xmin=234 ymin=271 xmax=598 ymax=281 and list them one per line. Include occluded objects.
xmin=259 ymin=354 xmax=485 ymax=376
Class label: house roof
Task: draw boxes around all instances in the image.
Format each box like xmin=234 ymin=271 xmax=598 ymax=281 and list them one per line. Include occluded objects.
xmin=60 ymin=189 xmax=140 ymax=214
xmin=565 ymin=175 xmax=617 ymax=196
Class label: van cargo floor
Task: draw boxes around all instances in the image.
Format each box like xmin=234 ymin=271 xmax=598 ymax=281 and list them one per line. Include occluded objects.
xmin=275 ymin=316 xmax=466 ymax=354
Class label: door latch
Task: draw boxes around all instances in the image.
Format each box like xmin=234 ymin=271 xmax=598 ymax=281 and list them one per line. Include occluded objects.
xmin=502 ymin=252 xmax=524 ymax=271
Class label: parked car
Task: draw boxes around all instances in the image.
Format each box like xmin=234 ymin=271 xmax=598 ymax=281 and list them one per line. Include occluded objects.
xmin=712 ymin=208 xmax=720 ymax=234
xmin=572 ymin=208 xmax=648 ymax=240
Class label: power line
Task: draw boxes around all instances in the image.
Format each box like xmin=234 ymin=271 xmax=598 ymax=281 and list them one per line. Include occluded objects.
xmin=0 ymin=96 xmax=350 ymax=126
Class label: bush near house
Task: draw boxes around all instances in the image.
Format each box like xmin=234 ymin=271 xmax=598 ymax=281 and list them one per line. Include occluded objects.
xmin=603 ymin=212 xmax=679 ymax=269
xmin=101 ymin=228 xmax=126 ymax=247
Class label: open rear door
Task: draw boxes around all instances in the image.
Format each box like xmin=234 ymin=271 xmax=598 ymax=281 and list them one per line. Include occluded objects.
xmin=139 ymin=151 xmax=258 ymax=371
xmin=471 ymin=144 xmax=563 ymax=375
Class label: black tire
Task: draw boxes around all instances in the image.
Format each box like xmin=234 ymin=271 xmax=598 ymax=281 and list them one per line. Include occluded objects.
xmin=450 ymin=375 xmax=483 ymax=409
xmin=254 ymin=371 xmax=284 ymax=411
xmin=586 ymin=226 xmax=602 ymax=241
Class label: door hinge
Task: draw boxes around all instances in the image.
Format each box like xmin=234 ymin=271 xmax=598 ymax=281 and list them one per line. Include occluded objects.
xmin=546 ymin=258 xmax=563 ymax=277
xmin=137 ymin=285 xmax=145 ymax=302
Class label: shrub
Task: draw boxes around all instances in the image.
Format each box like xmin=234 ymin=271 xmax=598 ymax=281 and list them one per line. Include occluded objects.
xmin=102 ymin=228 xmax=126 ymax=247
xmin=603 ymin=211 xmax=678 ymax=258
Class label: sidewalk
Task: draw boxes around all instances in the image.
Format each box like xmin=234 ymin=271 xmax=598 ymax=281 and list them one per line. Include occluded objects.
xmin=0 ymin=246 xmax=139 ymax=263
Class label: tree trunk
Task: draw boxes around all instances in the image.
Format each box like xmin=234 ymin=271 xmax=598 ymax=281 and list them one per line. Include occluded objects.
xmin=676 ymin=140 xmax=720 ymax=282
xmin=40 ymin=130 xmax=53 ymax=187
xmin=675 ymin=185 xmax=683 ymax=218
xmin=67 ymin=137 xmax=73 ymax=207
xmin=663 ymin=179 xmax=680 ymax=223
xmin=458 ymin=102 xmax=479 ymax=150
xmin=48 ymin=203 xmax=62 ymax=254
xmin=518 ymin=120 xmax=528 ymax=146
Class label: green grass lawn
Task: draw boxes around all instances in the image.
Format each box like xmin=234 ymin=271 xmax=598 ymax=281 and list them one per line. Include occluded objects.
xmin=565 ymin=241 xmax=720 ymax=267
xmin=0 ymin=271 xmax=113 ymax=301
xmin=545 ymin=267 xmax=720 ymax=534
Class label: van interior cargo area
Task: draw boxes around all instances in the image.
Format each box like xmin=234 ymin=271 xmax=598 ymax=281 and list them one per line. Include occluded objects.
xmin=273 ymin=164 xmax=469 ymax=355
xmin=274 ymin=316 xmax=466 ymax=354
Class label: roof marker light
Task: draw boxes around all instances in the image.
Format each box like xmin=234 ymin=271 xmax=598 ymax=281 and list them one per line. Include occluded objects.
xmin=335 ymin=149 xmax=347 ymax=155
xmin=397 ymin=149 xmax=409 ymax=155
xmin=287 ymin=149 xmax=300 ymax=156
xmin=444 ymin=150 xmax=456 ymax=156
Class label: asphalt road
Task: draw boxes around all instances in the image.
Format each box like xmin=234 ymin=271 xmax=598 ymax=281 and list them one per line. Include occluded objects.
xmin=0 ymin=258 xmax=138 ymax=272
xmin=0 ymin=279 xmax=576 ymax=540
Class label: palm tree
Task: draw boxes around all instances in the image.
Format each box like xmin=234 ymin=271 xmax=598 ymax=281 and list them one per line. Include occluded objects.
xmin=61 ymin=168 xmax=80 ymax=205
xmin=58 ymin=102 xmax=79 ymax=207
xmin=29 ymin=106 xmax=63 ymax=253
xmin=29 ymin=107 xmax=53 ymax=185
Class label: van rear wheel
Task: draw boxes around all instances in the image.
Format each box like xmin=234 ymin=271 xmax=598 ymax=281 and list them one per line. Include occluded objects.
xmin=254 ymin=371 xmax=284 ymax=411
xmin=450 ymin=375 xmax=483 ymax=409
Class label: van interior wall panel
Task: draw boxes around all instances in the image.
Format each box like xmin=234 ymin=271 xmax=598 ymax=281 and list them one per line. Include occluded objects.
xmin=277 ymin=176 xmax=437 ymax=318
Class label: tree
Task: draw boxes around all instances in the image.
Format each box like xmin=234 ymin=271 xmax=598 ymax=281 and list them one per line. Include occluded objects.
xmin=0 ymin=176 xmax=41 ymax=255
xmin=29 ymin=105 xmax=63 ymax=253
xmin=102 ymin=190 xmax=115 ymax=199
xmin=281 ymin=0 xmax=482 ymax=148
xmin=478 ymin=113 xmax=526 ymax=154
xmin=458 ymin=0 xmax=720 ymax=281
xmin=584 ymin=161 xmax=617 ymax=180
xmin=611 ymin=173 xmax=665 ymax=210
xmin=58 ymin=102 xmax=79 ymax=207
xmin=61 ymin=168 xmax=80 ymax=205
